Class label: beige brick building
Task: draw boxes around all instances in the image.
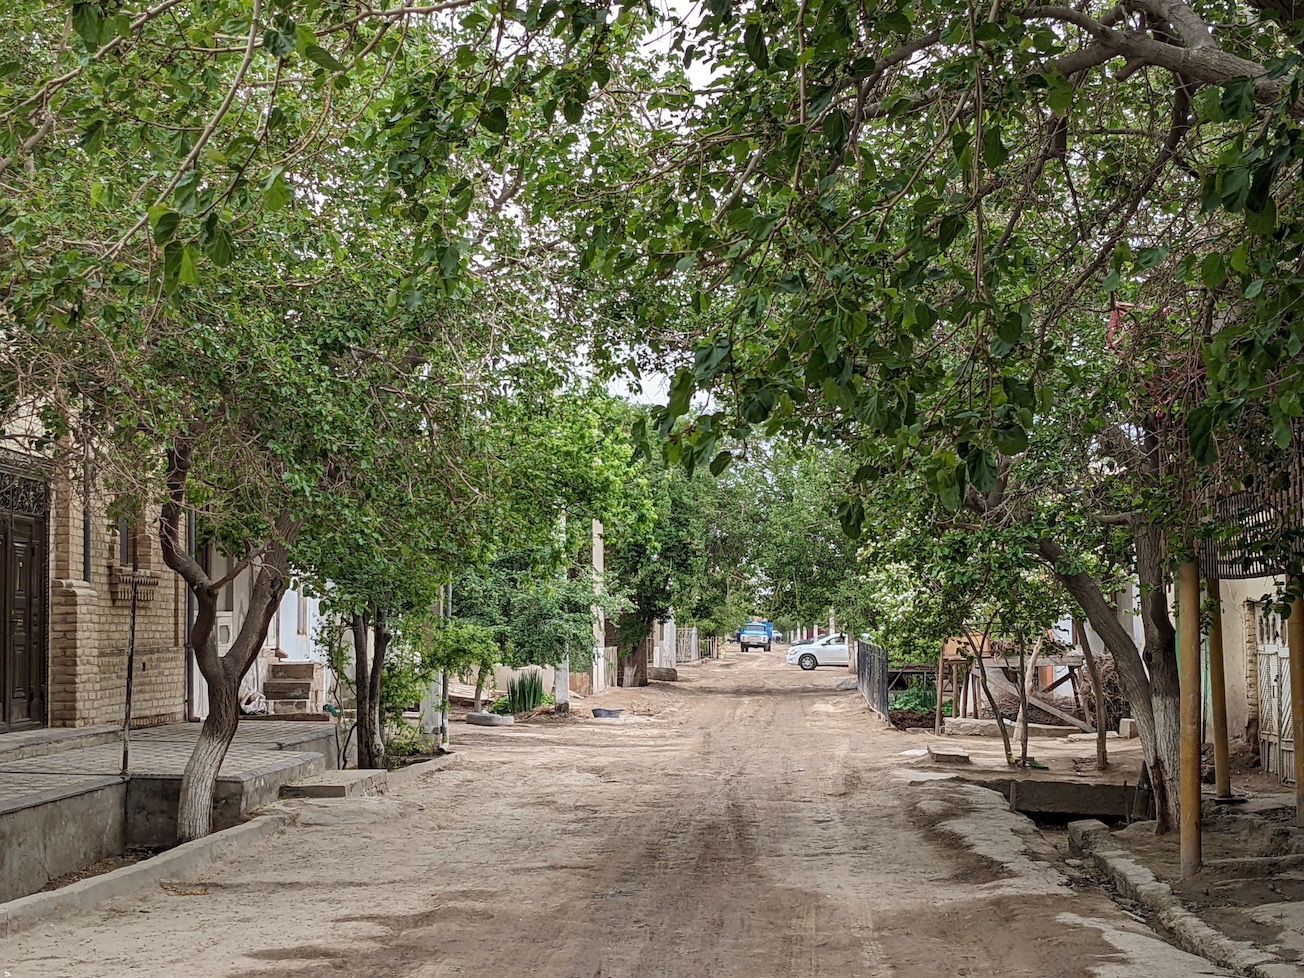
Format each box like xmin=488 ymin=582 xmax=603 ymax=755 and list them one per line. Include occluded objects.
xmin=0 ymin=448 xmax=188 ymax=734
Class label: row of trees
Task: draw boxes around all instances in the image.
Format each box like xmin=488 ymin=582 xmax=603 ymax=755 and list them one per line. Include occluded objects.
xmin=6 ymin=0 xmax=1303 ymax=840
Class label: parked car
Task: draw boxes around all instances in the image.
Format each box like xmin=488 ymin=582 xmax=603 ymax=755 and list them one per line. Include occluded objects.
xmin=786 ymin=634 xmax=848 ymax=670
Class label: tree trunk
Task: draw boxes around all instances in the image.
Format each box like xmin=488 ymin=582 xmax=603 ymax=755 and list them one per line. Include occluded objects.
xmin=964 ymin=626 xmax=1014 ymax=764
xmin=352 ymin=611 xmax=374 ymax=769
xmin=361 ymin=608 xmax=390 ymax=769
xmin=1136 ymin=523 xmax=1182 ymax=833
xmin=1040 ymin=535 xmax=1177 ymax=832
xmin=439 ymin=669 xmax=450 ymax=747
xmin=353 ymin=608 xmax=389 ymax=770
xmin=177 ymin=668 xmax=238 ymax=843
xmin=1016 ymin=635 xmax=1044 ymax=768
xmin=619 ymin=641 xmax=649 ymax=687
xmin=1074 ymin=618 xmax=1109 ymax=770
xmin=160 ymin=442 xmax=294 ymax=842
xmin=473 ymin=664 xmax=487 ymax=713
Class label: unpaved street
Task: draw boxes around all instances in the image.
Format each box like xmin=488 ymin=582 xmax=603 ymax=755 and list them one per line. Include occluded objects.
xmin=6 ymin=652 xmax=1226 ymax=977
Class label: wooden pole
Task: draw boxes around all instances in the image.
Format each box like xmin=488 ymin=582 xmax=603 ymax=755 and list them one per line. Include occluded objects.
xmin=1207 ymin=578 xmax=1232 ymax=800
xmin=960 ymin=665 xmax=969 ymax=720
xmin=1288 ymin=579 xmax=1304 ymax=828
xmin=954 ymin=662 xmax=964 ymax=725
xmin=934 ymin=653 xmax=945 ymax=735
xmin=1179 ymin=558 xmax=1203 ymax=878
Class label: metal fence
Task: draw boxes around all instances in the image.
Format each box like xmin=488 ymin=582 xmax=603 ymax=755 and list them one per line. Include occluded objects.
xmin=857 ymin=640 xmax=890 ymax=720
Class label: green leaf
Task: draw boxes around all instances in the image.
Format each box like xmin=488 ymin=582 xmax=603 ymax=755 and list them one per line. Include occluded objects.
xmin=206 ymin=226 xmax=234 ymax=267
xmin=262 ymin=167 xmax=292 ymax=209
xmin=1187 ymin=405 xmax=1217 ymax=465
xmin=933 ymin=464 xmax=961 ymax=511
xmin=823 ymin=108 xmax=850 ymax=151
xmin=150 ymin=208 xmax=181 ymax=247
xmin=981 ymin=127 xmax=1008 ymax=168
xmin=667 ymin=369 xmax=695 ymax=417
xmin=835 ymin=497 xmax=865 ymax=538
xmin=1246 ymin=198 xmax=1277 ymax=236
xmin=967 ymin=449 xmax=997 ymax=493
xmin=177 ymin=243 xmax=200 ymax=286
xmin=1201 ymin=252 xmax=1227 ymax=288
xmin=305 ymin=44 xmax=346 ymax=72
xmin=1272 ymin=407 xmax=1293 ymax=449
xmin=1101 ymin=269 xmax=1122 ymax=292
xmin=1135 ymin=246 xmax=1168 ymax=270
xmin=996 ymin=313 xmax=1023 ymax=346
xmin=1220 ymin=78 xmax=1256 ymax=120
xmin=1045 ymin=73 xmax=1074 ymax=113
xmin=264 ymin=27 xmax=296 ymax=59
xmin=993 ymin=424 xmax=1029 ymax=456
xmin=81 ymin=119 xmax=106 ymax=154
xmin=72 ymin=3 xmax=104 ymax=49
xmin=743 ymin=23 xmax=769 ymax=69
xmin=709 ymin=451 xmax=732 ymax=476
xmin=481 ymin=105 xmax=509 ymax=134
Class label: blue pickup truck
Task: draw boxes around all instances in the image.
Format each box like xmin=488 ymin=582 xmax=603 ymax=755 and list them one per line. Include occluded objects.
xmin=737 ymin=621 xmax=773 ymax=652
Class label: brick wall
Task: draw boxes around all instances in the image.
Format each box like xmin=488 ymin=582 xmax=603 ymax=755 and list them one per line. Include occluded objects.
xmin=46 ymin=472 xmax=186 ymax=728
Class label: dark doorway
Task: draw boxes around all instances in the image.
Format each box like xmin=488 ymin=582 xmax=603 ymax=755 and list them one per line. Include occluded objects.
xmin=0 ymin=507 xmax=47 ymax=733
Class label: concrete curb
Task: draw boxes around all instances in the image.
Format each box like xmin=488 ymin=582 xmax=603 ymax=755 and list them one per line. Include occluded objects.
xmin=1068 ymin=820 xmax=1298 ymax=978
xmin=387 ymin=753 xmax=462 ymax=791
xmin=0 ymin=813 xmax=290 ymax=939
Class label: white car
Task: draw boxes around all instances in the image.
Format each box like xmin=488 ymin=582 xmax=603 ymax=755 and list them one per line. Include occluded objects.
xmin=786 ymin=635 xmax=848 ymax=670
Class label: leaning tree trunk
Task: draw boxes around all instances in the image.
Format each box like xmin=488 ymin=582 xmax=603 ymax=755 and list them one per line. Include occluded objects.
xmin=1016 ymin=636 xmax=1044 ymax=768
xmin=966 ymin=629 xmax=1014 ymax=764
xmin=177 ymin=663 xmax=239 ymax=842
xmin=1074 ymin=618 xmax=1109 ymax=770
xmin=1040 ymin=536 xmax=1179 ymax=833
xmin=161 ymin=443 xmax=293 ymax=843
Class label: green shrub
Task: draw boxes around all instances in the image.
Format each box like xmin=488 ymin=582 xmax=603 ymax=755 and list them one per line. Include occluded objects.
xmin=889 ymin=680 xmax=937 ymax=713
xmin=490 ymin=670 xmax=552 ymax=714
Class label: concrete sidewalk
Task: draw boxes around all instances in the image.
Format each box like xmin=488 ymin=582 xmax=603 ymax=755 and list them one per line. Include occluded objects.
xmin=0 ymin=719 xmax=335 ymax=901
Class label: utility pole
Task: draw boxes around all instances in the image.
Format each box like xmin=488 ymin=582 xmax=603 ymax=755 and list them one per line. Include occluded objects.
xmin=1178 ymin=557 xmax=1202 ymax=879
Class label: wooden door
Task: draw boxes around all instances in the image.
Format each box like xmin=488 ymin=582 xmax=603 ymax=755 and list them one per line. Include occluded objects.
xmin=2 ymin=515 xmax=46 ymax=731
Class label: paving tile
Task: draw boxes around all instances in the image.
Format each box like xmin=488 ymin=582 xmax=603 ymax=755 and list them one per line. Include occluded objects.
xmin=0 ymin=742 xmax=309 ymax=779
xmin=0 ymin=772 xmax=121 ymax=811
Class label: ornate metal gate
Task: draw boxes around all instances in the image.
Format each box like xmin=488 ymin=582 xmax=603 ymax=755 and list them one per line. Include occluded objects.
xmin=1256 ymin=605 xmax=1294 ymax=784
xmin=0 ymin=455 xmax=49 ymax=733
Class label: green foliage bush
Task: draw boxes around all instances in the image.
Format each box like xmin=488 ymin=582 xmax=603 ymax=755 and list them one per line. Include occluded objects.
xmin=490 ymin=670 xmax=552 ymax=714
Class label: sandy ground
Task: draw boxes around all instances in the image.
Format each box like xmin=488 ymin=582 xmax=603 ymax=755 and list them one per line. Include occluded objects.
xmin=3 ymin=651 xmax=1232 ymax=977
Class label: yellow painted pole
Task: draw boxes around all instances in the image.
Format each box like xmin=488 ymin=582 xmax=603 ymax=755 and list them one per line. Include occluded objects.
xmin=1207 ymin=578 xmax=1232 ymax=800
xmin=1288 ymin=580 xmax=1304 ymax=828
xmin=1179 ymin=558 xmax=1203 ymax=879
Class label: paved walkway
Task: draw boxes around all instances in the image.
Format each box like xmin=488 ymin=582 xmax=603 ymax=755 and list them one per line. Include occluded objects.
xmin=0 ymin=720 xmax=335 ymax=810
xmin=4 ymin=653 xmax=1230 ymax=977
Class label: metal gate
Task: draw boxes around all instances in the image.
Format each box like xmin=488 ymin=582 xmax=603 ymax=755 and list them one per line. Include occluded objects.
xmin=857 ymin=641 xmax=890 ymax=720
xmin=1256 ymin=606 xmax=1294 ymax=784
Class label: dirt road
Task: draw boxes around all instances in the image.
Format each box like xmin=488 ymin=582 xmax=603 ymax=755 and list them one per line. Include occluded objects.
xmin=6 ymin=652 xmax=1227 ymax=977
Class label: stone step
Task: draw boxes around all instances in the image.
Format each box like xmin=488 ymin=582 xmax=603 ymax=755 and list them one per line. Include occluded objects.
xmin=0 ymin=724 xmax=123 ymax=764
xmin=269 ymin=662 xmax=316 ymax=682
xmin=268 ymin=698 xmax=311 ymax=715
xmin=264 ymin=679 xmax=311 ymax=699
xmin=281 ymin=769 xmax=388 ymax=799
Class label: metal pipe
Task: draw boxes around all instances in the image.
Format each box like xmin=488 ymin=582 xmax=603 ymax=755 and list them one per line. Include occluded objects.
xmin=121 ymin=565 xmax=139 ymax=776
xmin=1179 ymin=558 xmax=1203 ymax=879
xmin=1288 ymin=580 xmax=1304 ymax=827
xmin=1207 ymin=578 xmax=1231 ymax=799
xmin=184 ymin=510 xmax=198 ymax=721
